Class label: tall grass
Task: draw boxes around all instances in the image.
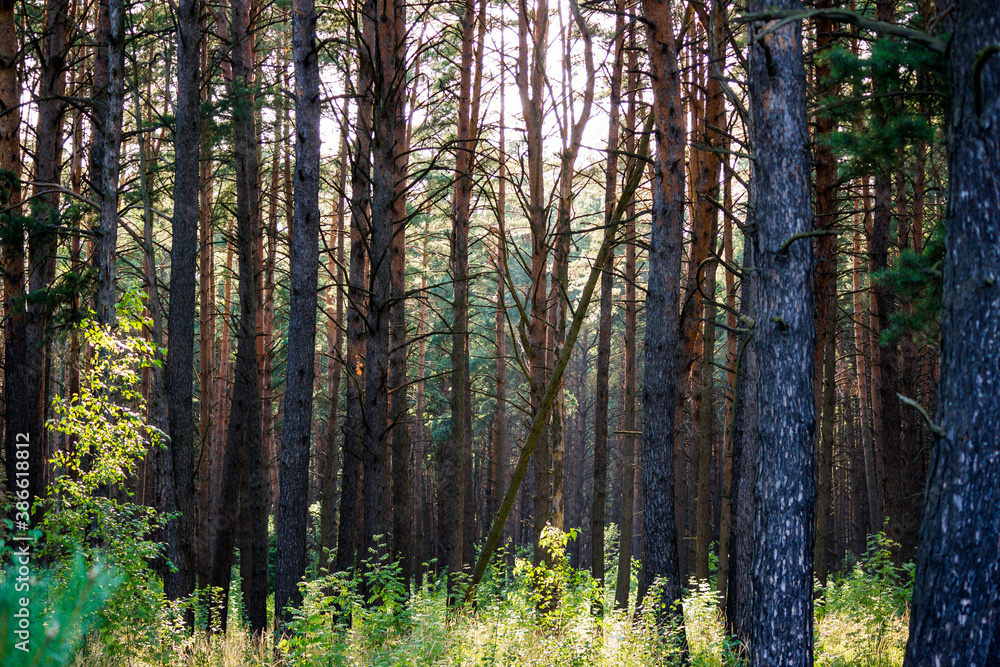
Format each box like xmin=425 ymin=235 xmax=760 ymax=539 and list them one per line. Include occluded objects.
xmin=46 ymin=533 xmax=912 ymax=667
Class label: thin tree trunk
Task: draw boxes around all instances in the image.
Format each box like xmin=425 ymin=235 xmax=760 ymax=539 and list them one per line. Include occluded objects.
xmin=593 ymin=0 xmax=624 ymax=603
xmin=812 ymin=6 xmax=839 ymax=589
xmin=335 ymin=43 xmax=370 ymax=575
xmin=0 ymin=0 xmax=27 ymax=509
xmin=445 ymin=0 xmax=482 ymax=583
xmin=197 ymin=32 xmax=217 ymax=590
xmin=361 ymin=0 xmax=403 ymax=575
xmin=320 ymin=112 xmax=348 ymax=575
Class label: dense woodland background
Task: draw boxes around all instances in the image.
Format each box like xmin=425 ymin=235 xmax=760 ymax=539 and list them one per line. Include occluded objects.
xmin=1 ymin=0 xmax=998 ymax=664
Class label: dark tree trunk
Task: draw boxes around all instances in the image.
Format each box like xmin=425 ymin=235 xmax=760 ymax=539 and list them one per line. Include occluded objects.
xmin=335 ymin=57 xmax=369 ymax=574
xmin=903 ymin=3 xmax=1000 ymax=663
xmin=445 ymin=0 xmax=483 ymax=583
xmin=812 ymin=6 xmax=839 ymax=589
xmin=95 ymin=0 xmax=125 ymax=326
xmin=276 ymin=0 xmax=320 ymax=627
xmin=361 ymin=0 xmax=403 ymax=574
xmin=0 ymin=0 xmax=27 ymax=511
xmin=746 ymin=1 xmax=816 ymax=664
xmin=197 ymin=33 xmax=217 ymax=591
xmin=640 ymin=0 xmax=687 ymax=632
xmin=210 ymin=0 xmax=268 ymax=635
xmin=163 ymin=0 xmax=200 ymax=611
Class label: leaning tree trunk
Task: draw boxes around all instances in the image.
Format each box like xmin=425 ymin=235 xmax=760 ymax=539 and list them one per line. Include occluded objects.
xmin=276 ymin=0 xmax=320 ymax=628
xmin=902 ymin=3 xmax=1000 ymax=664
xmin=746 ymin=1 xmax=816 ymax=664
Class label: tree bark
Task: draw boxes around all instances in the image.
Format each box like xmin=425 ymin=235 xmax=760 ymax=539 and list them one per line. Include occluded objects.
xmin=95 ymin=0 xmax=125 ymax=326
xmin=210 ymin=0 xmax=268 ymax=634
xmin=640 ymin=0 xmax=687 ymax=632
xmin=335 ymin=46 xmax=370 ymax=575
xmin=746 ymin=2 xmax=816 ymax=663
xmin=903 ymin=2 xmax=1000 ymax=663
xmin=276 ymin=0 xmax=320 ymax=627
xmin=0 ymin=0 xmax=28 ymax=512
xmin=163 ymin=0 xmax=200 ymax=612
xmin=812 ymin=6 xmax=840 ymax=589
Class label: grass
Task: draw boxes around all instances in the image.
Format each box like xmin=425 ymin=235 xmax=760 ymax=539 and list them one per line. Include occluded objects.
xmin=62 ymin=552 xmax=909 ymax=667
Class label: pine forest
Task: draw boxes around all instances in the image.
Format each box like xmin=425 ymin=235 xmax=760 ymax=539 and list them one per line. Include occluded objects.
xmin=0 ymin=0 xmax=999 ymax=665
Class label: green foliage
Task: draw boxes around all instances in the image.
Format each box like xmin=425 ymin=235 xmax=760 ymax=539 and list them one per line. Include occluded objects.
xmin=36 ymin=293 xmax=168 ymax=651
xmin=815 ymin=533 xmax=914 ymax=667
xmin=0 ymin=552 xmax=118 ymax=667
xmin=818 ymin=35 xmax=947 ymax=180
xmin=874 ymin=219 xmax=945 ymax=344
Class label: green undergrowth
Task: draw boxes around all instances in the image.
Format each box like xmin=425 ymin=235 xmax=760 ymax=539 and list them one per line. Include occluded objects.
xmin=28 ymin=531 xmax=907 ymax=667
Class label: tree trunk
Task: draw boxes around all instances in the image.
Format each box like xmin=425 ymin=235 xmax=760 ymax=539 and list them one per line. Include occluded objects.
xmin=640 ymin=0 xmax=687 ymax=632
xmin=197 ymin=32 xmax=217 ymax=591
xmin=746 ymin=2 xmax=816 ymax=663
xmin=361 ymin=0 xmax=403 ymax=574
xmin=276 ymin=0 xmax=320 ymax=627
xmin=95 ymin=0 xmax=125 ymax=326
xmin=812 ymin=6 xmax=839 ymax=589
xmin=903 ymin=3 xmax=1000 ymax=662
xmin=0 ymin=0 xmax=27 ymax=511
xmin=163 ymin=0 xmax=200 ymax=612
xmin=320 ymin=115 xmax=348 ymax=575
xmin=210 ymin=0 xmax=268 ymax=634
xmin=335 ymin=49 xmax=370 ymax=574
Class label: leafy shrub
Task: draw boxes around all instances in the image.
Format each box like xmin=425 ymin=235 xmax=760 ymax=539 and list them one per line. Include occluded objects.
xmin=815 ymin=532 xmax=913 ymax=667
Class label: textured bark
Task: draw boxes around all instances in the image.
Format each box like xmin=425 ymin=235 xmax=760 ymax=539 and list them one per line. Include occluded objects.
xmin=640 ymin=0 xmax=687 ymax=632
xmin=196 ymin=33 xmax=217 ymax=590
xmin=276 ymin=0 xmax=320 ymax=627
xmin=389 ymin=6 xmax=411 ymax=587
xmin=163 ymin=0 xmax=200 ymax=610
xmin=335 ymin=56 xmax=370 ymax=574
xmin=361 ymin=0 xmax=403 ymax=574
xmin=746 ymin=2 xmax=816 ymax=663
xmin=0 ymin=0 xmax=27 ymax=510
xmin=210 ymin=0 xmax=268 ymax=634
xmin=812 ymin=6 xmax=839 ymax=589
xmin=903 ymin=2 xmax=1000 ymax=662
xmin=95 ymin=0 xmax=125 ymax=326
